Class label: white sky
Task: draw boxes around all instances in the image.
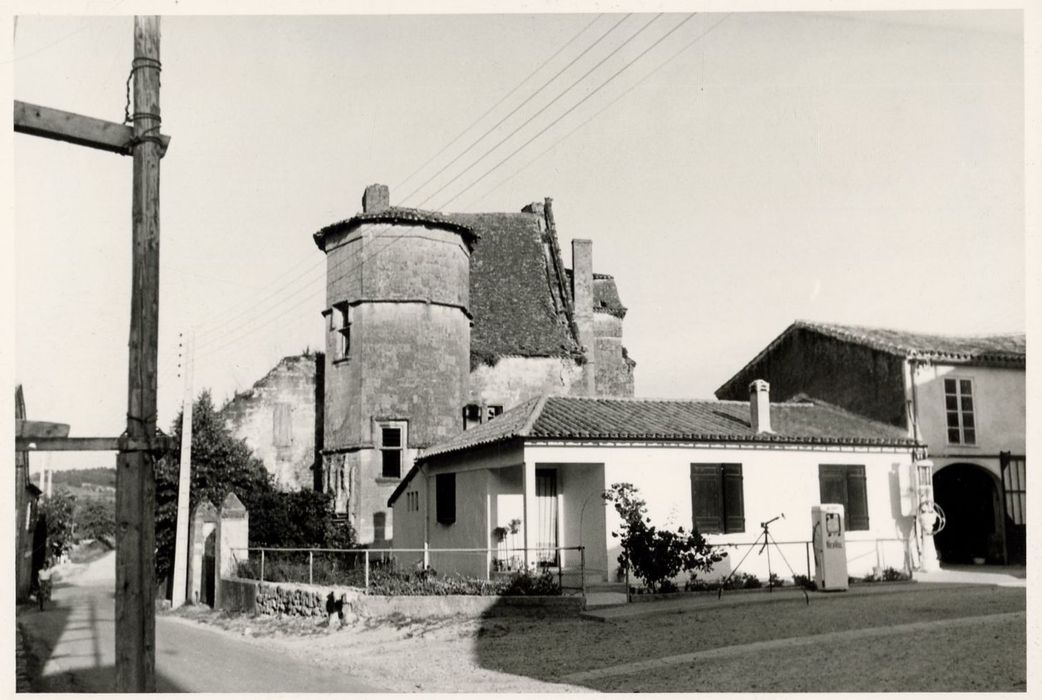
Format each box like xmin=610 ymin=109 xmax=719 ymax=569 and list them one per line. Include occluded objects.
xmin=4 ymin=4 xmax=1030 ymax=470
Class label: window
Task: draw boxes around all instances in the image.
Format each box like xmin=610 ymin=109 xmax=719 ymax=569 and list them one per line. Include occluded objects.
xmin=690 ymin=463 xmax=745 ymax=534
xmin=436 ymin=473 xmax=456 ymax=524
xmin=405 ymin=491 xmax=420 ymax=512
xmin=818 ymin=465 xmax=869 ymax=531
xmin=944 ymin=378 xmax=976 ymax=445
xmin=272 ymin=403 xmax=292 ymax=448
xmin=462 ymin=404 xmax=481 ymax=431
xmin=379 ymin=425 xmax=403 ymax=479
xmin=462 ymin=403 xmax=504 ymax=430
xmin=329 ymin=303 xmax=352 ymax=360
xmin=373 ymin=512 xmax=386 ymax=541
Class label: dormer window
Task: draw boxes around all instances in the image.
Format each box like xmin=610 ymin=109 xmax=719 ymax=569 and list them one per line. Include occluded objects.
xmin=462 ymin=403 xmax=503 ymax=430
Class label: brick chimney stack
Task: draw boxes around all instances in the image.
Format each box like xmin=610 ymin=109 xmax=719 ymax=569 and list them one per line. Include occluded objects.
xmin=749 ymin=379 xmax=772 ymax=433
xmin=362 ymin=184 xmax=390 ymax=213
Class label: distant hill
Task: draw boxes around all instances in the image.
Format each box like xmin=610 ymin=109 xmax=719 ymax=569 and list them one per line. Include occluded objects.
xmin=52 ymin=467 xmax=116 ymax=490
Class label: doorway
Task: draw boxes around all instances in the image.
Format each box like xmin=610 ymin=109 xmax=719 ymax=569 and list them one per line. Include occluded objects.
xmin=933 ymin=463 xmax=1003 ymax=564
xmin=535 ymin=468 xmax=559 ymax=566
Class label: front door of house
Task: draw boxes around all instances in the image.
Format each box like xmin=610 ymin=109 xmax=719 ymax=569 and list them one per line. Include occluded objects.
xmin=535 ymin=468 xmax=559 ymax=566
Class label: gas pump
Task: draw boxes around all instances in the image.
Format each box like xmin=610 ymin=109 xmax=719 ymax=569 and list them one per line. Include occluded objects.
xmin=913 ymin=460 xmax=944 ymax=572
xmin=811 ymin=504 xmax=848 ymax=591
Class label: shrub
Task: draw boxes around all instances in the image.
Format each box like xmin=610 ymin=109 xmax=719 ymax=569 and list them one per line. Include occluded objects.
xmin=768 ymin=572 xmax=785 ymax=588
xmin=861 ymin=572 xmax=879 ymax=583
xmin=882 ymin=566 xmax=910 ymax=582
xmin=500 ymin=569 xmax=561 ymax=596
xmin=792 ymin=574 xmax=817 ymax=590
xmin=603 ymin=483 xmax=726 ymax=593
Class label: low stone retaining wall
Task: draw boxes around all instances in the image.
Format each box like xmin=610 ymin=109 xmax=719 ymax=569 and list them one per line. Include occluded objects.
xmin=219 ymin=577 xmax=583 ymax=619
xmin=220 ymin=577 xmax=363 ymax=617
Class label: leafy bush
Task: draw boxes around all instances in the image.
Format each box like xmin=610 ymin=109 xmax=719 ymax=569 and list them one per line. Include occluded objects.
xmin=603 ymin=483 xmax=726 ymax=593
xmin=74 ymin=498 xmax=115 ymax=542
xmin=882 ymin=566 xmax=910 ymax=582
xmin=729 ymin=572 xmax=762 ymax=589
xmin=500 ymin=569 xmax=562 ymax=596
xmin=768 ymin=572 xmax=785 ymax=588
xmin=861 ymin=572 xmax=879 ymax=583
xmin=792 ymin=574 xmax=817 ymax=590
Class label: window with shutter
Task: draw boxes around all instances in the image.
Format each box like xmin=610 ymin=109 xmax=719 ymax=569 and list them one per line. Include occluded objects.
xmin=722 ymin=464 xmax=745 ymax=533
xmin=690 ymin=463 xmax=745 ymax=534
xmin=436 ymin=473 xmax=456 ymax=525
xmin=818 ymin=464 xmax=869 ymax=531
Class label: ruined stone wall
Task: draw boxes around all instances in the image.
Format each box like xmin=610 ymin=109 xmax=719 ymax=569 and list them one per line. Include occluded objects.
xmin=221 ymin=353 xmax=322 ymax=491
xmin=716 ymin=328 xmax=908 ymax=428
xmin=468 ymin=356 xmax=587 ymax=414
xmin=593 ymin=312 xmax=634 ymax=397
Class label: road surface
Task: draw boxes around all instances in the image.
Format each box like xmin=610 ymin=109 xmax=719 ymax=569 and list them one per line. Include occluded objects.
xmin=18 ymin=551 xmax=382 ymax=692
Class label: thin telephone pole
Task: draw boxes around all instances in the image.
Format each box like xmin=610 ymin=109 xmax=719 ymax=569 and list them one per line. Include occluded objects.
xmin=115 ymin=16 xmax=161 ymax=692
xmin=171 ymin=330 xmax=194 ymax=608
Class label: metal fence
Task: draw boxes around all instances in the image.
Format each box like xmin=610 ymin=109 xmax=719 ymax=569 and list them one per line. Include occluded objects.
xmin=707 ymin=537 xmax=911 ymax=581
xmin=229 ymin=545 xmax=588 ymax=596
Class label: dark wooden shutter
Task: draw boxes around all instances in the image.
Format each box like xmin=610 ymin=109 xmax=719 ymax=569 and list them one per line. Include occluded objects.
xmin=845 ymin=466 xmax=869 ymax=531
xmin=436 ymin=473 xmax=456 ymax=525
xmin=691 ymin=464 xmax=723 ymax=534
xmin=818 ymin=465 xmax=847 ymax=506
xmin=722 ymin=463 xmax=745 ymax=533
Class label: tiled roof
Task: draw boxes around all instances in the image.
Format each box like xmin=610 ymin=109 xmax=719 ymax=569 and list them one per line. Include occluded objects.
xmin=448 ymin=212 xmax=581 ymax=365
xmin=312 ymin=206 xmax=479 ymax=251
xmin=420 ymin=395 xmax=916 ymax=460
xmin=797 ymin=321 xmax=1025 ymax=363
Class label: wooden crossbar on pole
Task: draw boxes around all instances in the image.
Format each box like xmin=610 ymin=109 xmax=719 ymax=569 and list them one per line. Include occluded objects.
xmin=14 ymin=101 xmax=171 ymax=157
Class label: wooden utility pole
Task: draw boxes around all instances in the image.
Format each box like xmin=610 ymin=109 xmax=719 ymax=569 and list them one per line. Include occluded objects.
xmin=115 ymin=16 xmax=162 ymax=692
xmin=13 ymin=15 xmax=170 ymax=692
xmin=171 ymin=330 xmax=194 ymax=609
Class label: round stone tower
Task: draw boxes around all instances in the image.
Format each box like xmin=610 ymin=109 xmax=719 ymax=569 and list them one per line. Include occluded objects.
xmin=312 ymin=184 xmax=477 ymax=543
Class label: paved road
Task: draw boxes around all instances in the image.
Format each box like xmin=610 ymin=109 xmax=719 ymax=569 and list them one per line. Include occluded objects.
xmin=18 ymin=552 xmax=382 ymax=692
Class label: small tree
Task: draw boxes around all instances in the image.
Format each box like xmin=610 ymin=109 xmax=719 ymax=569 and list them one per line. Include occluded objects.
xmin=39 ymin=489 xmax=77 ymax=562
xmin=74 ymin=498 xmax=115 ymax=542
xmin=603 ymin=482 xmax=725 ymax=592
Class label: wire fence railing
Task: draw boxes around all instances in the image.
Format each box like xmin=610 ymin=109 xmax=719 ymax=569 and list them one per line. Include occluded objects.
xmin=229 ymin=546 xmax=588 ymax=596
xmin=706 ymin=537 xmax=912 ymax=581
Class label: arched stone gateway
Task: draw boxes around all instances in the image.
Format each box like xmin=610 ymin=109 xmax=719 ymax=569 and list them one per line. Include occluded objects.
xmin=933 ymin=463 xmax=1005 ymax=565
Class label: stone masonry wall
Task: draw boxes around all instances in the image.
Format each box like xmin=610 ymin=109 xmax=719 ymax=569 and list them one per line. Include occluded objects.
xmin=468 ymin=355 xmax=588 ymax=412
xmin=221 ymin=353 xmax=322 ymax=491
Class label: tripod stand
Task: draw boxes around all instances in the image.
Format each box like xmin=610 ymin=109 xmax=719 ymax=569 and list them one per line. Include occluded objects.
xmin=717 ymin=513 xmax=809 ymax=605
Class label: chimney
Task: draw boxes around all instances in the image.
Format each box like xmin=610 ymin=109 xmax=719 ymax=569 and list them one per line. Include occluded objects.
xmin=362 ymin=184 xmax=390 ymax=213
xmin=749 ymin=379 xmax=772 ymax=433
xmin=572 ymin=239 xmax=596 ymax=395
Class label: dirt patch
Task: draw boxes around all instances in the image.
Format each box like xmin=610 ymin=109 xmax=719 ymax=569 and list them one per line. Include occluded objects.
xmin=166 ymin=585 xmax=1025 ymax=692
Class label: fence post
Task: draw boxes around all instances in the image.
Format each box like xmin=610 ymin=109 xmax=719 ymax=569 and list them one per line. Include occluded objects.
xmin=875 ymin=539 xmax=882 ymax=575
xmin=309 ymin=550 xmax=314 ymax=586
xmin=580 ymin=546 xmax=586 ymax=600
xmin=260 ymin=549 xmax=265 ymax=583
xmin=805 ymin=541 xmax=811 ymax=579
xmin=364 ymin=550 xmax=370 ymax=594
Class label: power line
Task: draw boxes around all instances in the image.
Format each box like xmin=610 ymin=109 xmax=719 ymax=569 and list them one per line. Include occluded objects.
xmin=194 ymin=18 xmax=622 ymax=345
xmin=194 ymin=16 xmax=700 ymax=362
xmin=397 ymin=13 xmax=632 ymax=206
xmin=416 ymin=14 xmax=664 ymax=211
xmin=464 ymin=14 xmax=732 ymax=208
xmin=392 ymin=13 xmax=604 ymax=195
xmin=436 ymin=13 xmax=701 ymax=210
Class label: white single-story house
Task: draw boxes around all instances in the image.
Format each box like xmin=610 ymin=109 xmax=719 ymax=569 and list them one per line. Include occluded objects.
xmin=388 ymin=382 xmax=930 ymax=585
